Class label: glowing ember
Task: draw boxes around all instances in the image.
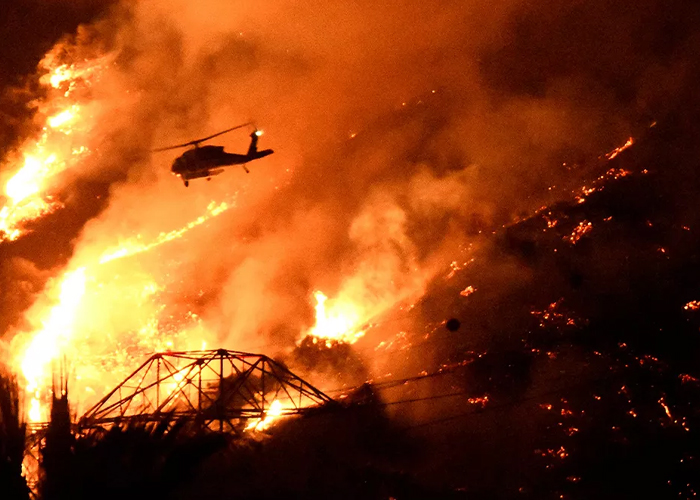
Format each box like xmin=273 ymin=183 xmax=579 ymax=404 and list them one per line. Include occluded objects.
xmin=605 ymin=137 xmax=634 ymax=160
xmin=659 ymin=396 xmax=673 ymax=419
xmin=538 ymin=446 xmax=569 ymax=460
xmin=680 ymin=374 xmax=699 ymax=384
xmin=446 ymin=259 xmax=474 ymax=279
xmin=571 ymin=164 xmax=633 ymax=206
xmin=684 ymin=301 xmax=700 ymax=311
xmin=532 ymin=299 xmax=566 ymax=327
xmin=467 ymin=395 xmax=489 ymax=407
xmin=543 ymin=213 xmax=559 ymax=229
xmin=566 ymin=221 xmax=593 ymax=244
xmin=306 ymin=291 xmax=365 ymax=345
xmin=460 ymin=285 xmax=476 ymax=297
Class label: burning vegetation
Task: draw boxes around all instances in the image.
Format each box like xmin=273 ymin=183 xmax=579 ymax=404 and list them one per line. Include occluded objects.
xmin=2 ymin=0 xmax=700 ymax=499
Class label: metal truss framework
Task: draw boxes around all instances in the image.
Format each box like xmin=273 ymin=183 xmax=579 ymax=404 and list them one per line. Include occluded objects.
xmin=78 ymin=349 xmax=334 ymax=433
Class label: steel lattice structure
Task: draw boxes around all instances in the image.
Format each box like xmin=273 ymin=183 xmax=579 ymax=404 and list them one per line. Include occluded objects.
xmin=78 ymin=349 xmax=334 ymax=433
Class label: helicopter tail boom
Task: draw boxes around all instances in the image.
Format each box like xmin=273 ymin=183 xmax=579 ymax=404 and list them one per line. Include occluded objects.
xmin=250 ymin=149 xmax=274 ymax=160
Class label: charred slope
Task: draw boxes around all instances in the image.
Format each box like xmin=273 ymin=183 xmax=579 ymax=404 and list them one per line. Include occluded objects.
xmin=332 ymin=107 xmax=700 ymax=498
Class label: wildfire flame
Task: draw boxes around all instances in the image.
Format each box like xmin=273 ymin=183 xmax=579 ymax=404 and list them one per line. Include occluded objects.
xmin=4 ymin=47 xmax=233 ymax=421
xmin=99 ymin=201 xmax=233 ymax=263
xmin=20 ymin=267 xmax=87 ymax=422
xmin=0 ymin=55 xmax=103 ymax=242
xmin=11 ymin=198 xmax=231 ymax=421
xmin=245 ymin=399 xmax=285 ymax=432
xmin=306 ymin=291 xmax=365 ymax=346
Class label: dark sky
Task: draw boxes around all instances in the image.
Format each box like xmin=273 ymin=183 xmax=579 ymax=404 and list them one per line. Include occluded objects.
xmin=0 ymin=0 xmax=109 ymax=86
xmin=0 ymin=0 xmax=110 ymax=156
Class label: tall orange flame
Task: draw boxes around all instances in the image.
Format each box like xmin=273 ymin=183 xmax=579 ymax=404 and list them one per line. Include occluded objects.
xmin=10 ymin=195 xmax=235 ymax=421
xmin=20 ymin=267 xmax=87 ymax=422
xmin=0 ymin=55 xmax=104 ymax=242
xmin=306 ymin=291 xmax=365 ymax=345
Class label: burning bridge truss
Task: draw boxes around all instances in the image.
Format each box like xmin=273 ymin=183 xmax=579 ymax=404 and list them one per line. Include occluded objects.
xmin=78 ymin=349 xmax=334 ymax=433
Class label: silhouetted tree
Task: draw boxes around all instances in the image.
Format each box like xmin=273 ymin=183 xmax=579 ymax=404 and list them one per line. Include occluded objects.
xmin=39 ymin=377 xmax=75 ymax=500
xmin=0 ymin=372 xmax=30 ymax=500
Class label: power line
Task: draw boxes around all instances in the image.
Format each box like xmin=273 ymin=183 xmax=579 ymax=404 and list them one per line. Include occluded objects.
xmin=399 ymin=372 xmax=621 ymax=431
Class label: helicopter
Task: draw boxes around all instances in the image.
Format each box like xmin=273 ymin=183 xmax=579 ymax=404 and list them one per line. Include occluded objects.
xmin=154 ymin=122 xmax=274 ymax=187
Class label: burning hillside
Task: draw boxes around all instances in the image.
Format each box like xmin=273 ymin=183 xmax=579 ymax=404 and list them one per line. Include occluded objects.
xmin=2 ymin=0 xmax=700 ymax=498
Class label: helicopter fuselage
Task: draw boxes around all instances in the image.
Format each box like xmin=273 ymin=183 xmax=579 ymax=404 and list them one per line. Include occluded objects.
xmin=170 ymin=132 xmax=273 ymax=186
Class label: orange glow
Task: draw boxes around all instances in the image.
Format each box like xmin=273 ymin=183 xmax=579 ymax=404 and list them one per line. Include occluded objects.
xmin=684 ymin=301 xmax=700 ymax=311
xmin=539 ymin=447 xmax=569 ymax=460
xmin=446 ymin=259 xmax=474 ymax=279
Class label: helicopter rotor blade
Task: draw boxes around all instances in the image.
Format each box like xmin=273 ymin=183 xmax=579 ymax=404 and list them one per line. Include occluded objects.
xmin=152 ymin=122 xmax=253 ymax=152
